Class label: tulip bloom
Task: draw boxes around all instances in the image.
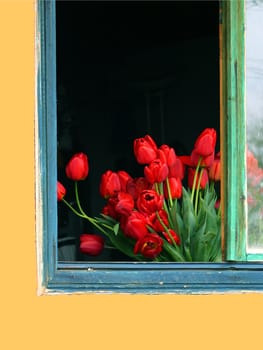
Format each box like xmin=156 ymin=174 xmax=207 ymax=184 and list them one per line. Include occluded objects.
xmin=80 ymin=234 xmax=104 ymax=256
xmin=188 ymin=168 xmax=209 ymax=190
xmin=144 ymin=159 xmax=169 ymax=184
xmin=66 ymin=152 xmax=89 ymax=181
xmin=100 ymin=170 xmax=121 ymax=199
xmin=121 ymin=211 xmax=149 ymax=240
xmin=136 ymin=189 xmax=164 ymax=215
xmin=134 ymin=233 xmax=163 ymax=259
xmin=133 ymin=135 xmax=158 ymax=164
xmin=57 ymin=181 xmax=66 ymax=201
xmin=126 ymin=177 xmax=152 ymax=201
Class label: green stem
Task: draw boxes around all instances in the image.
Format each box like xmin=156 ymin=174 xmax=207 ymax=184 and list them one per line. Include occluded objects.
xmin=62 ymin=198 xmax=85 ymax=218
xmin=156 ymin=211 xmax=178 ymax=249
xmin=165 ymin=177 xmax=173 ymax=208
xmin=217 ymin=200 xmax=222 ymax=218
xmin=190 ymin=157 xmax=202 ymax=203
xmin=154 ymin=182 xmax=169 ymax=213
xmin=154 ymin=183 xmax=160 ymax=195
xmin=74 ymin=181 xmax=86 ymax=216
xmin=162 ymin=240 xmax=185 ymax=262
xmin=62 ymin=197 xmax=109 ymax=237
xmin=194 ymin=167 xmax=204 ymax=215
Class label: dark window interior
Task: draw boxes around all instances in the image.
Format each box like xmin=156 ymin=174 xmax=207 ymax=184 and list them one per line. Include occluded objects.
xmin=56 ymin=0 xmax=219 ymax=261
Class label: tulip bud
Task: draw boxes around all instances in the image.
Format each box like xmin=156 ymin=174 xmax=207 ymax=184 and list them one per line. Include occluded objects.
xmin=193 ymin=128 xmax=217 ymax=157
xmin=133 ymin=135 xmax=158 ymax=164
xmin=100 ymin=170 xmax=121 ymax=199
xmin=117 ymin=170 xmax=132 ymax=192
xmin=164 ymin=177 xmax=182 ymax=199
xmin=190 ymin=128 xmax=217 ymax=167
xmin=57 ymin=181 xmax=66 ymax=201
xmin=209 ymin=157 xmax=220 ymax=182
xmin=80 ymin=234 xmax=104 ymax=256
xmin=65 ymin=152 xmax=89 ymax=181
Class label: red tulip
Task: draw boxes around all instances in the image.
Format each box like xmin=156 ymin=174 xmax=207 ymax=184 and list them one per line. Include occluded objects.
xmin=209 ymin=153 xmax=221 ymax=181
xmin=65 ymin=152 xmax=89 ymax=181
xmin=134 ymin=233 xmax=163 ymax=259
xmin=144 ymin=159 xmax=169 ymax=184
xmin=80 ymin=234 xmax=104 ymax=256
xmin=158 ymin=144 xmax=176 ymax=164
xmin=188 ymin=168 xmax=209 ymax=190
xmin=159 ymin=145 xmax=185 ymax=179
xmin=190 ymin=149 xmax=215 ymax=168
xmin=117 ymin=170 xmax=132 ymax=192
xmin=100 ymin=170 xmax=121 ymax=199
xmin=149 ymin=209 xmax=169 ymax=232
xmin=136 ymin=189 xmax=164 ymax=215
xmin=133 ymin=135 xmax=158 ymax=164
xmin=180 ymin=155 xmax=193 ymax=167
xmin=102 ymin=197 xmax=119 ymax=220
xmin=162 ymin=229 xmax=180 ymax=245
xmin=187 ymin=129 xmax=216 ymax=168
xmin=193 ymin=128 xmax=217 ymax=158
xmin=121 ymin=211 xmax=149 ymax=241
xmin=57 ymin=181 xmax=66 ymax=201
xmin=126 ymin=177 xmax=152 ymax=201
xmin=215 ymin=199 xmax=221 ymax=210
xmin=164 ymin=177 xmax=182 ymax=199
xmin=115 ymin=192 xmax=134 ymax=216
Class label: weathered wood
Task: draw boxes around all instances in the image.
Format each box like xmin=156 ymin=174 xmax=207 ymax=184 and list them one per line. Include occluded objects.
xmin=221 ymin=0 xmax=247 ymax=261
xmin=36 ymin=0 xmax=263 ymax=295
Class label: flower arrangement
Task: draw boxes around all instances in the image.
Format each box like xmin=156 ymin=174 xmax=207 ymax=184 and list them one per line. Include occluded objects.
xmin=57 ymin=128 xmax=221 ymax=262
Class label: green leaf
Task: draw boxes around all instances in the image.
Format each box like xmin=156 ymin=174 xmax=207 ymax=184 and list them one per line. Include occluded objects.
xmin=113 ymin=223 xmax=120 ymax=236
xmin=181 ymin=187 xmax=196 ymax=241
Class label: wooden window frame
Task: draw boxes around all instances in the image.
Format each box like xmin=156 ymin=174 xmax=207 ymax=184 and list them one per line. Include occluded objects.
xmin=36 ymin=0 xmax=263 ymax=295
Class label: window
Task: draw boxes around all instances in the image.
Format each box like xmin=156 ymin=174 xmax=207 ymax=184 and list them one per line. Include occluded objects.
xmin=246 ymin=0 xmax=263 ymax=257
xmin=36 ymin=0 xmax=263 ymax=294
xmin=56 ymin=1 xmax=220 ymax=262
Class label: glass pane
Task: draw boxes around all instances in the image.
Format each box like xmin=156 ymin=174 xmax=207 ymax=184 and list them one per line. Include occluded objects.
xmin=246 ymin=0 xmax=263 ymax=251
xmin=56 ymin=1 xmax=220 ymax=262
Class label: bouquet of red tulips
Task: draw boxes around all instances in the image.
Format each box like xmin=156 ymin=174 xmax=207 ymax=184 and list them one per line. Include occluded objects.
xmin=57 ymin=128 xmax=221 ymax=262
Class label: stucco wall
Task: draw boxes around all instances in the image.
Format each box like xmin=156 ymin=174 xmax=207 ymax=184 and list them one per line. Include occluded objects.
xmin=1 ymin=1 xmax=263 ymax=349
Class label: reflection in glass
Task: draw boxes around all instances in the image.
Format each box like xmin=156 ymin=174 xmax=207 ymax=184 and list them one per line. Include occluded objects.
xmin=246 ymin=0 xmax=263 ymax=251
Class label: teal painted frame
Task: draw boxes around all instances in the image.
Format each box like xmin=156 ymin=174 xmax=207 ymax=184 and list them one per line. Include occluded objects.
xmin=36 ymin=0 xmax=263 ymax=294
xmin=221 ymin=0 xmax=247 ymax=261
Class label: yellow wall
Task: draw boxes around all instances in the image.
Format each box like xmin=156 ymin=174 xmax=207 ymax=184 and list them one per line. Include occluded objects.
xmin=1 ymin=1 xmax=263 ymax=349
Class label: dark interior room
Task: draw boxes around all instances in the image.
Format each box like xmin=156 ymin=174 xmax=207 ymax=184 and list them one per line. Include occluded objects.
xmin=56 ymin=0 xmax=220 ymax=261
